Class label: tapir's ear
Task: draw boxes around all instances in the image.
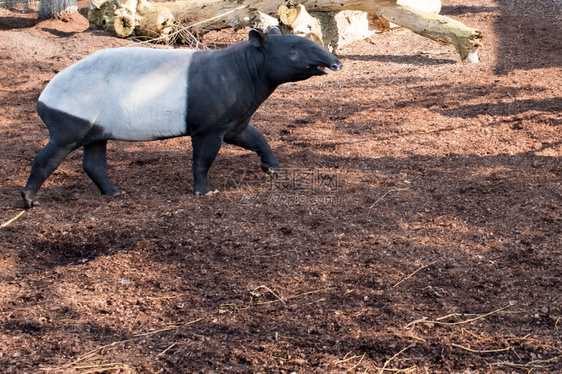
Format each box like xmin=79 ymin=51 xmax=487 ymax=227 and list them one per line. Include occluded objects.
xmin=249 ymin=28 xmax=268 ymax=48
xmin=268 ymin=27 xmax=282 ymax=35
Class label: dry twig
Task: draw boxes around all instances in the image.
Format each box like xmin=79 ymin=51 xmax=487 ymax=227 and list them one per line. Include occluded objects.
xmin=452 ymin=343 xmax=510 ymax=354
xmin=393 ymin=261 xmax=437 ymax=288
xmin=335 ymin=351 xmax=362 ymax=364
xmin=132 ymin=4 xmax=249 ymax=46
xmin=406 ymin=303 xmax=515 ymax=329
xmin=40 ymin=318 xmax=202 ymax=371
xmin=335 ymin=351 xmax=368 ymax=372
xmin=348 ymin=352 xmax=366 ymax=371
xmin=378 ymin=345 xmax=414 ymax=374
xmin=494 ymin=355 xmax=562 ymax=371
xmin=1 ymin=210 xmax=25 ymax=228
xmin=142 ymin=293 xmax=186 ymax=301
xmin=76 ymin=362 xmax=129 ymax=373
xmin=369 ymin=188 xmax=409 ymax=209
xmin=460 ymin=328 xmax=482 ymax=340
xmin=253 ymin=285 xmax=286 ymax=305
xmin=158 ymin=342 xmax=177 ymax=356
xmin=287 ymin=287 xmax=337 ymax=300
xmin=242 ymin=286 xmax=336 ymax=308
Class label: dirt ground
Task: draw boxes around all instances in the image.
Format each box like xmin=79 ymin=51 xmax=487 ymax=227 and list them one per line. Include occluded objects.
xmin=0 ymin=0 xmax=561 ymax=372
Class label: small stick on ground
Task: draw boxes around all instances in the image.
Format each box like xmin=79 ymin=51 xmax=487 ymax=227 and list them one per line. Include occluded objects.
xmin=369 ymin=188 xmax=409 ymax=209
xmin=237 ymin=286 xmax=336 ymax=308
xmin=452 ymin=343 xmax=510 ymax=354
xmin=1 ymin=210 xmax=25 ymax=228
xmin=348 ymin=352 xmax=366 ymax=371
xmin=334 ymin=351 xmax=362 ymax=364
xmin=374 ymin=367 xmax=417 ymax=373
xmin=158 ymin=342 xmax=177 ymax=356
xmin=506 ymin=343 xmax=522 ymax=361
xmin=74 ymin=362 xmax=128 ymax=369
xmin=252 ymin=286 xmax=336 ymax=306
xmin=460 ymin=328 xmax=482 ymax=340
xmin=41 ymin=318 xmax=203 ymax=371
xmin=287 ymin=287 xmax=337 ymax=300
xmin=406 ymin=303 xmax=515 ymax=329
xmin=378 ymin=345 xmax=414 ymax=374
xmin=142 ymin=293 xmax=186 ymax=301
xmin=393 ymin=261 xmax=437 ymax=288
xmin=494 ymin=356 xmax=562 ymax=371
xmin=65 ymin=340 xmax=137 ymax=368
xmin=253 ymin=285 xmax=286 ymax=305
xmin=506 ymin=333 xmax=532 ymax=342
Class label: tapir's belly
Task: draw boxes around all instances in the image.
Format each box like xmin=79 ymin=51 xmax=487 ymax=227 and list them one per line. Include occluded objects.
xmin=38 ymin=47 xmax=195 ymax=141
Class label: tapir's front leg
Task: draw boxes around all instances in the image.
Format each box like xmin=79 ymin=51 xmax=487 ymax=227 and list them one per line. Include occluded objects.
xmin=224 ymin=123 xmax=279 ymax=175
xmin=191 ymin=134 xmax=223 ymax=195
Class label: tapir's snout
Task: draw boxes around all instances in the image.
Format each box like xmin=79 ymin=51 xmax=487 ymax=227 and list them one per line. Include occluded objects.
xmin=320 ymin=53 xmax=343 ymax=74
xmin=330 ymin=61 xmax=343 ymax=71
xmin=316 ymin=60 xmax=343 ymax=75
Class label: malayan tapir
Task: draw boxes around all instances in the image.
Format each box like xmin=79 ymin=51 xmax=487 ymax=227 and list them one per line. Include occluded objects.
xmin=21 ymin=28 xmax=342 ymax=208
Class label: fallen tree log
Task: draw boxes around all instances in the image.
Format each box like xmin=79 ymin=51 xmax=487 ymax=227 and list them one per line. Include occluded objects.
xmin=88 ymin=0 xmax=483 ymax=62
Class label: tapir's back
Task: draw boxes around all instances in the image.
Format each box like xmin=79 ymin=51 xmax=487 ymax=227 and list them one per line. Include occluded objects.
xmin=38 ymin=47 xmax=196 ymax=141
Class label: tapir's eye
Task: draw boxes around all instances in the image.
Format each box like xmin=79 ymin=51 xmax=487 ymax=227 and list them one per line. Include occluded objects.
xmin=289 ymin=46 xmax=297 ymax=58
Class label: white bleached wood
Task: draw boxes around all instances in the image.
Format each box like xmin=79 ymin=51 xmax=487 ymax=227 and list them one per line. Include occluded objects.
xmin=88 ymin=0 xmax=483 ymax=62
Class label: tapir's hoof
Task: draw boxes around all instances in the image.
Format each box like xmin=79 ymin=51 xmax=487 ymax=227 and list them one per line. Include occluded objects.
xmin=103 ymin=188 xmax=126 ymax=196
xmin=21 ymin=190 xmax=39 ymax=209
xmin=261 ymin=163 xmax=279 ymax=177
xmin=195 ymin=189 xmax=219 ymax=196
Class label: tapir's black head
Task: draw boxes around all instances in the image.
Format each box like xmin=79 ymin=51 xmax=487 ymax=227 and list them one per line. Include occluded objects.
xmin=249 ymin=28 xmax=342 ymax=85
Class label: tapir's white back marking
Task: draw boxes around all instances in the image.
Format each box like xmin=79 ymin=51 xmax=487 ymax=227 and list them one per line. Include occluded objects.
xmin=39 ymin=47 xmax=195 ymax=141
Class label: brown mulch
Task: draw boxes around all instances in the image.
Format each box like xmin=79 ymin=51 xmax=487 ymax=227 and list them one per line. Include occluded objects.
xmin=1 ymin=0 xmax=561 ymax=372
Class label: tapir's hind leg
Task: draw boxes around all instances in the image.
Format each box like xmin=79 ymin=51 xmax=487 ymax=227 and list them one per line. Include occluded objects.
xmin=224 ymin=123 xmax=280 ymax=175
xmin=191 ymin=134 xmax=223 ymax=195
xmin=21 ymin=140 xmax=75 ymax=208
xmin=83 ymin=140 xmax=125 ymax=196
